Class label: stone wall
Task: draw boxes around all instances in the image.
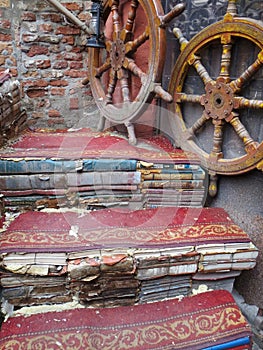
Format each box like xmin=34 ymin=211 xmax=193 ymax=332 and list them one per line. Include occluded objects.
xmin=0 ymin=0 xmax=97 ymax=129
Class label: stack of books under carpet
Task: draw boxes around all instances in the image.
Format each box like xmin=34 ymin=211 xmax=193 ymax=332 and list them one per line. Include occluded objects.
xmin=0 ymin=207 xmax=258 ymax=310
xmin=0 ymin=128 xmax=207 ymax=211
xmin=0 ymin=70 xmax=27 ymax=147
xmin=139 ymin=161 xmax=206 ymax=208
xmin=0 ymin=290 xmax=253 ymax=349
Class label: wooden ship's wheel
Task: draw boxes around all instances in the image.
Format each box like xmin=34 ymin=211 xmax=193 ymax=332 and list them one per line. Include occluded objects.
xmin=168 ymin=0 xmax=263 ymax=195
xmin=87 ymin=0 xmax=185 ymax=144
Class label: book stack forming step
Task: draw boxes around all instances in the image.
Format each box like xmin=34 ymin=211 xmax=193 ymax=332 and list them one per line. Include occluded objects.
xmin=0 ymin=290 xmax=253 ymax=350
xmin=0 ymin=207 xmax=258 ymax=311
xmin=0 ymin=128 xmax=207 ymax=211
xmin=0 ymin=71 xmax=27 ymax=147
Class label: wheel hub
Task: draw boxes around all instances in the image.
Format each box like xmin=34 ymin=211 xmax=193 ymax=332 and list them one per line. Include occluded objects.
xmin=110 ymin=39 xmax=126 ymax=71
xmin=201 ymin=81 xmax=234 ymax=121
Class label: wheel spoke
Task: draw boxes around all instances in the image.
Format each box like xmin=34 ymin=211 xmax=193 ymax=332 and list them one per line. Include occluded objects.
xmin=111 ymin=0 xmax=121 ymax=39
xmin=192 ymin=56 xmax=213 ymax=85
xmin=118 ymin=69 xmax=130 ymax=102
xmin=226 ymin=0 xmax=238 ymax=16
xmin=96 ymin=57 xmax=112 ymax=77
xmin=160 ymin=3 xmax=185 ymax=27
xmin=174 ymin=25 xmax=212 ymax=85
xmin=210 ymin=119 xmax=224 ymax=160
xmin=123 ymin=0 xmax=139 ymax=40
xmin=125 ymin=28 xmax=149 ymax=55
xmin=173 ymin=27 xmax=188 ymax=51
xmin=174 ymin=92 xmax=202 ymax=104
xmin=219 ymin=36 xmax=233 ymax=81
xmin=187 ymin=112 xmax=209 ymax=138
xmin=230 ymin=50 xmax=263 ymax=93
xmin=229 ymin=114 xmax=258 ymax=152
xmin=124 ymin=57 xmax=146 ymax=80
xmin=233 ymin=96 xmax=263 ymax=109
xmin=123 ymin=57 xmax=172 ymax=102
xmin=105 ymin=69 xmax=117 ymax=104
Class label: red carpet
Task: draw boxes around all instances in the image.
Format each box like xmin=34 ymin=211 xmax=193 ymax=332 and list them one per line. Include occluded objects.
xmin=0 ymin=128 xmax=200 ymax=164
xmin=0 ymin=290 xmax=252 ymax=350
xmin=0 ymin=207 xmax=250 ymax=253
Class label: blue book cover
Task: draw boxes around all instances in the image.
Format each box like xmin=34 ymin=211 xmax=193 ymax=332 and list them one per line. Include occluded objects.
xmin=0 ymin=172 xmax=142 ymax=190
xmin=0 ymin=158 xmax=138 ymax=174
xmin=0 ymin=159 xmax=77 ymax=174
xmin=202 ymin=336 xmax=251 ymax=349
xmin=83 ymin=159 xmax=137 ymax=172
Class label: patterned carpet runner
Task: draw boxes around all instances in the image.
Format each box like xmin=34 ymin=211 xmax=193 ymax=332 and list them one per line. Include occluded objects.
xmin=0 ymin=290 xmax=252 ymax=350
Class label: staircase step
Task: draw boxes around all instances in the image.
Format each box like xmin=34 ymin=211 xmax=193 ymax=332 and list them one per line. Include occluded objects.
xmin=0 ymin=128 xmax=207 ymax=211
xmin=0 ymin=207 xmax=258 ymax=309
xmin=0 ymin=290 xmax=252 ymax=350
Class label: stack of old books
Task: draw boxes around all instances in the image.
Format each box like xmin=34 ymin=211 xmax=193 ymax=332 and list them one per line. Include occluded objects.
xmin=0 ymin=128 xmax=207 ymax=211
xmin=0 ymin=70 xmax=27 ymax=147
xmin=139 ymin=161 xmax=206 ymax=208
xmin=0 ymin=207 xmax=258 ymax=310
xmin=0 ymin=158 xmax=143 ymax=211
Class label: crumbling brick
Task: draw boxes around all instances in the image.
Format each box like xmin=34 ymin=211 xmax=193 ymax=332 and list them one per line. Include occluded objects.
xmin=21 ymin=12 xmax=36 ymax=21
xmin=53 ymin=61 xmax=69 ymax=70
xmin=55 ymin=26 xmax=80 ymax=35
xmin=27 ymin=45 xmax=49 ymax=57
xmin=70 ymin=97 xmax=79 ymax=110
xmin=50 ymin=80 xmax=69 ymax=87
xmin=48 ymin=109 xmax=61 ymax=118
xmin=65 ymin=70 xmax=87 ymax=78
xmin=26 ymin=89 xmax=47 ymax=98
xmin=51 ymin=87 xmax=65 ymax=96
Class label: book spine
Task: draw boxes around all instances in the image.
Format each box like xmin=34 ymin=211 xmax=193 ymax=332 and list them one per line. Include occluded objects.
xmin=142 ymin=172 xmax=205 ymax=180
xmin=67 ymin=172 xmax=141 ymax=186
xmin=145 ymin=195 xmax=205 ymax=202
xmin=144 ymin=202 xmax=203 ymax=208
xmin=0 ymin=160 xmax=77 ymax=174
xmin=0 ymin=159 xmax=138 ymax=174
xmin=0 ymin=172 xmax=142 ymax=190
xmin=1 ymin=184 xmax=139 ymax=196
xmin=141 ymin=180 xmax=205 ymax=189
xmin=79 ymin=194 xmax=143 ymax=202
xmin=143 ymin=189 xmax=205 ymax=196
xmin=137 ymin=161 xmax=201 ymax=170
xmin=1 ymin=189 xmax=68 ymax=196
xmin=83 ymin=159 xmax=137 ymax=172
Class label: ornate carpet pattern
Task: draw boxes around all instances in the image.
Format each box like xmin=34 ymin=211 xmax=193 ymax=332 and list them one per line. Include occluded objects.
xmin=0 ymin=290 xmax=252 ymax=350
xmin=0 ymin=128 xmax=200 ymax=163
xmin=0 ymin=207 xmax=251 ymax=252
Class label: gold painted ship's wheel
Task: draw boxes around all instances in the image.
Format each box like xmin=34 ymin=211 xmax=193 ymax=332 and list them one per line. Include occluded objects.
xmin=168 ymin=1 xmax=263 ymax=185
xmin=87 ymin=0 xmax=184 ymax=144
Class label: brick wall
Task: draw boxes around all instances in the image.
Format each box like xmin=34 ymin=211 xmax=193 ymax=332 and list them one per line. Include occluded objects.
xmin=0 ymin=0 xmax=97 ymax=129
